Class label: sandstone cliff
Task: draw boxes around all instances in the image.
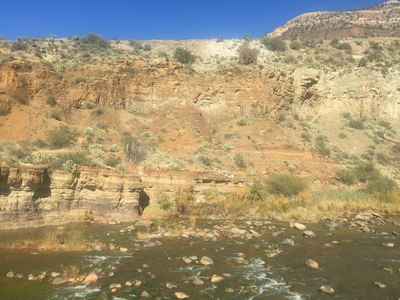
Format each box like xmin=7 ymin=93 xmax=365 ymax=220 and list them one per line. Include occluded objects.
xmin=271 ymin=0 xmax=400 ymax=38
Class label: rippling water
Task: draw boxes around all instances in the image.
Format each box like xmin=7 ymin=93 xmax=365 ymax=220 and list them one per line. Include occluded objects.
xmin=1 ymin=218 xmax=400 ymax=299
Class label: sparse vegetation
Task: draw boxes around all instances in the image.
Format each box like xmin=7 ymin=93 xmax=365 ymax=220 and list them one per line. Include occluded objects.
xmin=46 ymin=95 xmax=57 ymax=106
xmin=121 ymin=132 xmax=147 ymax=163
xmin=0 ymin=106 xmax=11 ymax=116
xmin=104 ymin=154 xmax=121 ymax=168
xmin=11 ymin=91 xmax=29 ymax=105
xmin=234 ymin=152 xmax=246 ymax=168
xmin=336 ymin=168 xmax=357 ymax=185
xmin=238 ymin=46 xmax=258 ymax=65
xmin=315 ymin=135 xmax=330 ymax=157
xmin=4 ymin=229 xmax=102 ymax=252
xmin=260 ymin=37 xmax=287 ymax=52
xmin=174 ymin=186 xmax=195 ymax=216
xmin=265 ymin=174 xmax=308 ymax=197
xmin=47 ymin=126 xmax=76 ymax=149
xmin=367 ymin=176 xmax=398 ymax=194
xmin=173 ymin=47 xmax=196 ymax=65
xmin=73 ymin=76 xmax=86 ymax=84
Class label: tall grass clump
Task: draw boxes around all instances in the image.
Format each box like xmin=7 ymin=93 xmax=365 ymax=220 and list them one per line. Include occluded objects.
xmin=265 ymin=174 xmax=308 ymax=197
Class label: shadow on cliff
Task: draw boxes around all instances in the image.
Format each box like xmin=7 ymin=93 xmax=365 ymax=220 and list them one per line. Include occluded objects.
xmin=0 ymin=168 xmax=11 ymax=196
xmin=138 ymin=190 xmax=150 ymax=216
xmin=32 ymin=169 xmax=52 ymax=200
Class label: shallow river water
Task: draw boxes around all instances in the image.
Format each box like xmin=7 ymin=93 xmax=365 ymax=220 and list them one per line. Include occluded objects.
xmin=0 ymin=217 xmax=400 ymax=299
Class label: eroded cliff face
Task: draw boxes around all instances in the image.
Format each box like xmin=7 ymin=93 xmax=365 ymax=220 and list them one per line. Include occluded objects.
xmin=0 ymin=166 xmax=245 ymax=229
xmin=292 ymin=68 xmax=400 ymax=119
xmin=1 ymin=59 xmax=399 ymax=123
xmin=0 ymin=166 xmax=144 ymax=229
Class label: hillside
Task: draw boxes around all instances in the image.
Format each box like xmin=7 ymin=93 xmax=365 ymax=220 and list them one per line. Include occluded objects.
xmin=0 ymin=35 xmax=399 ymax=185
xmin=1 ymin=3 xmax=400 ymax=227
xmin=271 ymin=0 xmax=400 ymax=38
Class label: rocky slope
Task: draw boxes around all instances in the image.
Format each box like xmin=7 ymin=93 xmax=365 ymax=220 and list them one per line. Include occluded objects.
xmin=271 ymin=0 xmax=400 ymax=38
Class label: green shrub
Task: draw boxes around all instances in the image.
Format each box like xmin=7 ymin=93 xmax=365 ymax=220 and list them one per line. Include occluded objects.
xmin=330 ymin=39 xmax=352 ymax=51
xmin=173 ymin=47 xmax=196 ymax=65
xmin=73 ymin=76 xmax=86 ymax=84
xmin=237 ymin=118 xmax=247 ymax=126
xmin=238 ymin=46 xmax=258 ymax=65
xmin=175 ymin=186 xmax=195 ymax=215
xmin=265 ymin=174 xmax=308 ymax=197
xmin=104 ymin=154 xmax=121 ymax=168
xmin=376 ymin=153 xmax=391 ymax=166
xmin=48 ymin=110 xmax=61 ymax=120
xmin=277 ymin=112 xmax=287 ymax=122
xmin=301 ymin=132 xmax=312 ymax=142
xmin=47 ymin=126 xmax=76 ymax=149
xmin=11 ymin=91 xmax=28 ymax=104
xmin=63 ymin=160 xmax=77 ymax=173
xmin=248 ymin=180 xmax=268 ymax=201
xmin=241 ymin=34 xmax=253 ymax=42
xmin=143 ymin=44 xmax=151 ymax=51
xmin=290 ymin=40 xmax=302 ymax=50
xmin=341 ymin=112 xmax=352 ymax=120
xmin=378 ymin=120 xmax=393 ymax=131
xmin=367 ymin=176 xmax=398 ymax=194
xmin=109 ymin=144 xmax=120 ymax=152
xmin=91 ymin=107 xmax=104 ymax=116
xmin=50 ymin=151 xmax=95 ymax=170
xmin=32 ymin=139 xmax=48 ymax=148
xmin=156 ymin=191 xmax=173 ymax=211
xmin=198 ymin=155 xmax=211 ymax=166
xmin=260 ymin=37 xmax=286 ymax=52
xmin=358 ymin=57 xmax=368 ymax=67
xmin=129 ymin=40 xmax=143 ymax=51
xmin=118 ymin=66 xmax=137 ymax=74
xmin=0 ymin=106 xmax=11 ymax=116
xmin=79 ymin=33 xmax=110 ymax=49
xmin=354 ymin=161 xmax=381 ymax=183
xmin=46 ymin=95 xmax=56 ymax=106
xmin=336 ymin=168 xmax=357 ymax=185
xmin=121 ymin=132 xmax=147 ymax=163
xmin=158 ymin=51 xmax=169 ymax=59
xmin=393 ymin=142 xmax=400 ymax=153
xmin=11 ymin=41 xmax=27 ymax=52
xmin=315 ymin=135 xmax=330 ymax=157
xmin=234 ymin=152 xmax=246 ymax=168
xmin=348 ymin=119 xmax=364 ymax=130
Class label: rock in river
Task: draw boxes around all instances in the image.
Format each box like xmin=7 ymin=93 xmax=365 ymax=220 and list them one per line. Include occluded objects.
xmin=6 ymin=271 xmax=14 ymax=278
xmin=52 ymin=277 xmax=69 ymax=285
xmin=303 ymin=230 xmax=316 ymax=238
xmin=305 ymin=259 xmax=319 ymax=270
xmin=83 ymin=273 xmax=98 ymax=285
xmin=294 ymin=222 xmax=306 ymax=230
xmin=231 ymin=227 xmax=246 ymax=235
xmin=193 ymin=278 xmax=204 ymax=285
xmin=166 ymin=283 xmax=177 ymax=289
xmin=211 ymin=275 xmax=224 ymax=283
xmin=320 ymin=285 xmax=335 ymax=294
xmin=109 ymin=283 xmax=122 ymax=290
xmin=282 ymin=238 xmax=295 ymax=246
xmin=200 ymin=256 xmax=214 ymax=266
xmin=374 ymin=281 xmax=386 ymax=288
xmin=175 ymin=292 xmax=189 ymax=299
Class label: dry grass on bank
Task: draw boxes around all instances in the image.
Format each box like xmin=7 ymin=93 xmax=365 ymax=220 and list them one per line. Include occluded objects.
xmin=1 ymin=229 xmax=103 ymax=251
xmin=157 ymin=177 xmax=400 ymax=222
